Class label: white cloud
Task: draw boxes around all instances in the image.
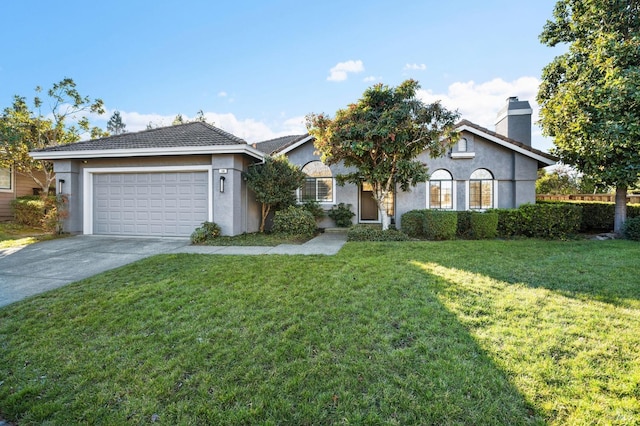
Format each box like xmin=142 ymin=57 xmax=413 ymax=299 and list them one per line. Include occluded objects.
xmin=404 ymin=63 xmax=427 ymax=71
xmin=327 ymin=60 xmax=364 ymax=82
xmin=417 ymin=76 xmax=540 ymax=128
xmin=95 ymin=109 xmax=305 ymax=143
xmin=218 ymin=91 xmax=228 ymax=97
xmin=416 ymin=76 xmax=553 ymax=152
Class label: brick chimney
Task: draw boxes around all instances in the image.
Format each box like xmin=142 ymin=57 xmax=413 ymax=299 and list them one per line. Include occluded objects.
xmin=495 ymin=96 xmax=532 ymax=146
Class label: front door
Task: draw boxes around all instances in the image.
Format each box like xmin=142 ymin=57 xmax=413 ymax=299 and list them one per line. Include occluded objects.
xmin=359 ymin=183 xmax=394 ymax=223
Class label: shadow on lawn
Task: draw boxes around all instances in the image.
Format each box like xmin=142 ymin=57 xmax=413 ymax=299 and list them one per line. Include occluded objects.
xmin=406 ymin=239 xmax=640 ymax=307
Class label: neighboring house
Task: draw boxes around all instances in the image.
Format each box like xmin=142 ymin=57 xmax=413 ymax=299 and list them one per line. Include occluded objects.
xmin=0 ymin=166 xmax=51 ymax=221
xmin=255 ymin=97 xmax=557 ymax=229
xmin=30 ymin=122 xmax=265 ymax=237
xmin=30 ymin=98 xmax=556 ymax=237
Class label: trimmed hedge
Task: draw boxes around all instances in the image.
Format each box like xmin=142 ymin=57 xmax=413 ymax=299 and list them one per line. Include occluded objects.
xmin=470 ymin=211 xmax=498 ymax=239
xmin=622 ymin=216 xmax=640 ymax=241
xmin=400 ymin=209 xmax=457 ymax=240
xmin=423 ymin=210 xmax=457 ymax=240
xmin=495 ymin=203 xmax=582 ymax=239
xmin=537 ymin=200 xmax=640 ymax=232
xmin=272 ymin=206 xmax=317 ymax=237
xmin=456 ymin=211 xmax=473 ymax=238
xmin=400 ymin=210 xmax=427 ymax=238
xmin=347 ymin=224 xmax=409 ymax=241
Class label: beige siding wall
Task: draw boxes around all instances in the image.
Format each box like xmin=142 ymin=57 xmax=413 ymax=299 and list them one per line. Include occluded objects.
xmin=0 ymin=170 xmax=50 ymax=221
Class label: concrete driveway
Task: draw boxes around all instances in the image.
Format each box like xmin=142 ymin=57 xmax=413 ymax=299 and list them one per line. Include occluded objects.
xmin=0 ymin=236 xmax=190 ymax=308
xmin=0 ymin=232 xmax=347 ymax=308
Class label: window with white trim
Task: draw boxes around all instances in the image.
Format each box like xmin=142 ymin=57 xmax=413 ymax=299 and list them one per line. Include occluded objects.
xmin=299 ymin=161 xmax=333 ymax=203
xmin=469 ymin=168 xmax=494 ymax=209
xmin=0 ymin=167 xmax=12 ymax=191
xmin=458 ymin=138 xmax=467 ymax=152
xmin=429 ymin=169 xmax=453 ymax=209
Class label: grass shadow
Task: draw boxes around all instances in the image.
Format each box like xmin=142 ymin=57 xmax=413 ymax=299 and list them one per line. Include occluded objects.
xmin=397 ymin=239 xmax=640 ymax=307
xmin=396 ymin=244 xmax=640 ymax=425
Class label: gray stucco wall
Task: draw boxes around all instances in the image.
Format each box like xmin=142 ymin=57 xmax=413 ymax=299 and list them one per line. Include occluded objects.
xmin=283 ymin=143 xmax=358 ymax=228
xmin=54 ymin=154 xmax=261 ymax=236
xmin=284 ymin=129 xmax=542 ymax=230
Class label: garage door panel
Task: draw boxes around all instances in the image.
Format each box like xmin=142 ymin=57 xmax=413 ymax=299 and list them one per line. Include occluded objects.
xmin=93 ymin=172 xmax=209 ymax=237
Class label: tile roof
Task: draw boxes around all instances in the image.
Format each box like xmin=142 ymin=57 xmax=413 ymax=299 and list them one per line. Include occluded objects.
xmin=34 ymin=122 xmax=248 ymax=152
xmin=254 ymin=134 xmax=309 ymax=155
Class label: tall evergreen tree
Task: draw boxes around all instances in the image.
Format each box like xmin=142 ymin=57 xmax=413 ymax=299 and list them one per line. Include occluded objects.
xmin=106 ymin=111 xmax=126 ymax=135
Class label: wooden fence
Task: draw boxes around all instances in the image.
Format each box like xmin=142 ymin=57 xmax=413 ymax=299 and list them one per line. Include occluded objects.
xmin=537 ymin=194 xmax=640 ymax=204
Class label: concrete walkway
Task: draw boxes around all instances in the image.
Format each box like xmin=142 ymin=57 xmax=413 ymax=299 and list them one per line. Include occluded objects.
xmin=0 ymin=232 xmax=347 ymax=308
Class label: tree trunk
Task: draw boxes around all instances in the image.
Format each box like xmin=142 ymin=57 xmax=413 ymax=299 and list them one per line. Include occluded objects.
xmin=373 ymin=191 xmax=390 ymax=231
xmin=614 ymin=185 xmax=627 ymax=234
xmin=259 ymin=203 xmax=270 ymax=233
xmin=379 ymin=205 xmax=390 ymax=231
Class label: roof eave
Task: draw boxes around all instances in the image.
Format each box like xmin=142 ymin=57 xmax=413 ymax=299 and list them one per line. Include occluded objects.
xmin=456 ymin=124 xmax=557 ymax=167
xmin=29 ymin=144 xmax=266 ymax=161
xmin=274 ymin=134 xmax=314 ymax=155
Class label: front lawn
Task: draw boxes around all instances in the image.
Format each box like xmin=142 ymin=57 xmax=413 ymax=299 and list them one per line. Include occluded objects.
xmin=0 ymin=222 xmax=55 ymax=249
xmin=1 ymin=240 xmax=639 ymax=424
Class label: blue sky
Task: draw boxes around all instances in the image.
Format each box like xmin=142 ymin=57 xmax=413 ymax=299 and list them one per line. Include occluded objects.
xmin=1 ymin=0 xmax=564 ymax=151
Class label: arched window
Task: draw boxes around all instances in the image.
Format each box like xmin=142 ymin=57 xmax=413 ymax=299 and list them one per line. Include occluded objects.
xmin=469 ymin=169 xmax=494 ymax=209
xmin=300 ymin=161 xmax=334 ymax=202
xmin=458 ymin=138 xmax=467 ymax=152
xmin=429 ymin=169 xmax=453 ymax=209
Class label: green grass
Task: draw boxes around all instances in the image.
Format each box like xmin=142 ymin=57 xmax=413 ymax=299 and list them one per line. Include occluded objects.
xmin=201 ymin=232 xmax=313 ymax=246
xmin=0 ymin=222 xmax=55 ymax=249
xmin=1 ymin=240 xmax=639 ymax=424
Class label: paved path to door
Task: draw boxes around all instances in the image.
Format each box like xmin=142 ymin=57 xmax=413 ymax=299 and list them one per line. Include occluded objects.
xmin=0 ymin=233 xmax=347 ymax=308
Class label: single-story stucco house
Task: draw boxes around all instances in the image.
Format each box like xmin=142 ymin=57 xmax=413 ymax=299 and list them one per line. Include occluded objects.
xmin=30 ymin=97 xmax=556 ymax=237
xmin=257 ymin=97 xmax=557 ymax=229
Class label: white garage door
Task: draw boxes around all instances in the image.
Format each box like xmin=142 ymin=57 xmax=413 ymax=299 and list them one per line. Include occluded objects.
xmin=93 ymin=172 xmax=209 ymax=237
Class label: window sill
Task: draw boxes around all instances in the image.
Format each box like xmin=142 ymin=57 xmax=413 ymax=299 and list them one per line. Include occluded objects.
xmin=451 ymin=152 xmax=475 ymax=159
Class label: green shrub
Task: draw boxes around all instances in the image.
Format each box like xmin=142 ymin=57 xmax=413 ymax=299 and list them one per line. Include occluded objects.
xmin=400 ymin=210 xmax=427 ymax=238
xmin=272 ymin=206 xmax=317 ymax=237
xmin=423 ymin=210 xmax=457 ymax=240
xmin=470 ymin=211 xmax=498 ymax=239
xmin=347 ymin=224 xmax=409 ymax=241
xmin=328 ymin=203 xmax=355 ymax=227
xmin=190 ymin=221 xmax=222 ymax=244
xmin=10 ymin=195 xmax=58 ymax=229
xmin=301 ymin=200 xmax=325 ymax=222
xmin=537 ymin=200 xmax=640 ymax=232
xmin=496 ymin=203 xmax=581 ymax=239
xmin=456 ymin=211 xmax=473 ymax=238
xmin=622 ymin=216 xmax=640 ymax=241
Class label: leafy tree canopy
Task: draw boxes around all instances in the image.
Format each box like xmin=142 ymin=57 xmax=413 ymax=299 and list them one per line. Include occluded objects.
xmin=244 ymin=156 xmax=306 ymax=232
xmin=306 ymin=79 xmax=459 ymax=230
xmin=537 ymin=0 xmax=640 ymax=231
xmin=0 ymin=78 xmax=105 ymax=194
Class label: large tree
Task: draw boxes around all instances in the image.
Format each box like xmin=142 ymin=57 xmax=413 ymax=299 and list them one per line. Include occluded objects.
xmin=537 ymin=0 xmax=640 ymax=233
xmin=306 ymin=79 xmax=459 ymax=230
xmin=0 ymin=78 xmax=105 ymax=195
xmin=244 ymin=156 xmax=306 ymax=233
